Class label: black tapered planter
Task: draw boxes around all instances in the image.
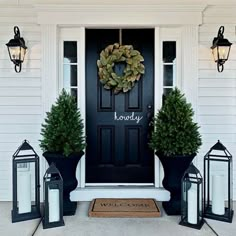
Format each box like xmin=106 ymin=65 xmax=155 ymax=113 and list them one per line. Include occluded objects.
xmin=43 ymin=151 xmax=84 ymax=216
xmin=157 ymin=152 xmax=195 ymax=215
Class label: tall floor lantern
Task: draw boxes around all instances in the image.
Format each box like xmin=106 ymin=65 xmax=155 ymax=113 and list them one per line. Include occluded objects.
xmin=204 ymin=140 xmax=234 ymax=222
xmin=12 ymin=140 xmax=41 ymax=222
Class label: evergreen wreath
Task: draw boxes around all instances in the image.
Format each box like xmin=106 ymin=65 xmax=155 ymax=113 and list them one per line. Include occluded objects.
xmin=97 ymin=43 xmax=145 ymax=94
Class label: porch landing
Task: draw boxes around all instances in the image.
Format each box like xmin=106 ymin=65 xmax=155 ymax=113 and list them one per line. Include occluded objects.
xmin=1 ymin=202 xmax=235 ymax=236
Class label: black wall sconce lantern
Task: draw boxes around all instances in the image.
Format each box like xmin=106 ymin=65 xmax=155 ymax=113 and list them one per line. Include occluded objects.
xmin=43 ymin=163 xmax=64 ymax=229
xmin=12 ymin=140 xmax=41 ymax=223
xmin=203 ymin=140 xmax=234 ymax=223
xmin=6 ymin=26 xmax=27 ymax=73
xmin=179 ymin=164 xmax=204 ymax=230
xmin=211 ymin=26 xmax=232 ymax=72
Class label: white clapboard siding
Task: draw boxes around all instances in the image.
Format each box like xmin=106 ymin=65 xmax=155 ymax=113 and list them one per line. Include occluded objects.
xmin=0 ymin=97 xmax=41 ymax=106
xmin=0 ymin=78 xmax=41 ymax=87
xmin=199 ymin=6 xmax=236 ymax=199
xmin=199 ymin=78 xmax=236 ymax=87
xmin=0 ymin=8 xmax=42 ymax=200
xmin=0 ymin=106 xmax=41 ymax=114
xmin=0 ymin=59 xmax=41 ymax=69
xmin=199 ymin=115 xmax=236 ymax=125
xmin=199 ymin=60 xmax=236 ymax=70
xmin=0 ymin=142 xmax=41 ymax=153
xmin=199 ymin=106 xmax=236 ymax=115
xmin=199 ymin=97 xmax=236 ymax=106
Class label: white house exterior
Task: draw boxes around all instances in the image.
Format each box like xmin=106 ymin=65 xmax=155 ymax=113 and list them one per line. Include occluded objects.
xmin=0 ymin=0 xmax=236 ymax=202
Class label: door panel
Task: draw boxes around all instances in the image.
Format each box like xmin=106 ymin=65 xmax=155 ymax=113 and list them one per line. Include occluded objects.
xmin=86 ymin=29 xmax=154 ymax=183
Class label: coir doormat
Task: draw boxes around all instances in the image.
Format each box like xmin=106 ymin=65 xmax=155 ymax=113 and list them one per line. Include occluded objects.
xmin=88 ymin=198 xmax=161 ymax=217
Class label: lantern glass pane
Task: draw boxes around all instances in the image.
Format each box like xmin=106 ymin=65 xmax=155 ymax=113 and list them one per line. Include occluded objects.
xmin=163 ymin=65 xmax=173 ymax=86
xmin=63 ymin=64 xmax=77 ymax=87
xmin=218 ymin=46 xmax=230 ymax=60
xmin=209 ymin=160 xmax=228 ymax=215
xmin=20 ymin=47 xmax=26 ymax=61
xmin=8 ymin=46 xmax=26 ymax=62
xmin=163 ymin=41 xmax=176 ymax=63
xmin=63 ymin=41 xmax=77 ymax=63
xmin=9 ymin=46 xmax=21 ymax=60
xmin=48 ymin=184 xmax=60 ymax=223
xmin=212 ymin=47 xmax=218 ymax=62
xmin=16 ymin=161 xmax=37 ymax=213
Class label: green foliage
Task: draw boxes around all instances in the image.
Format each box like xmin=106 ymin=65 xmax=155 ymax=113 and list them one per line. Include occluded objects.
xmin=97 ymin=43 xmax=145 ymax=94
xmin=40 ymin=89 xmax=86 ymax=157
xmin=149 ymin=88 xmax=202 ymax=156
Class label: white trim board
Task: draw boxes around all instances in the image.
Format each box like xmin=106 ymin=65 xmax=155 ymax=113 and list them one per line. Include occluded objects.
xmin=35 ymin=4 xmax=206 ymax=26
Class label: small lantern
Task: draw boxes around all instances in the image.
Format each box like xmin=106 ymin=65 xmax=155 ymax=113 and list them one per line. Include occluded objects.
xmin=43 ymin=163 xmax=64 ymax=229
xmin=179 ymin=164 xmax=204 ymax=229
xmin=211 ymin=26 xmax=232 ymax=72
xmin=12 ymin=140 xmax=41 ymax=223
xmin=204 ymin=140 xmax=234 ymax=222
xmin=6 ymin=26 xmax=27 ymax=73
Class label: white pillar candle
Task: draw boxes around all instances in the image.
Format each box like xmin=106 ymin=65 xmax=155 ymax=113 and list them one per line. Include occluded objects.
xmin=212 ymin=175 xmax=225 ymax=215
xmin=18 ymin=172 xmax=31 ymax=214
xmin=48 ymin=188 xmax=60 ymax=222
xmin=187 ymin=188 xmax=197 ymax=224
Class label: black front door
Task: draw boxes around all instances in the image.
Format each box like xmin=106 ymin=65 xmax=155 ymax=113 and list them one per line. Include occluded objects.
xmin=86 ymin=29 xmax=154 ymax=183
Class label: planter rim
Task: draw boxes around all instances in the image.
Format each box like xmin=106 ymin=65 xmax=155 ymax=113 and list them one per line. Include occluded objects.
xmin=155 ymin=151 xmax=196 ymax=159
xmin=43 ymin=151 xmax=84 ymax=158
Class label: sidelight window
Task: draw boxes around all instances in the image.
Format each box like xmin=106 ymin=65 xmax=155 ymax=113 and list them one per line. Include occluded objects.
xmin=162 ymin=41 xmax=176 ymax=99
xmin=63 ymin=41 xmax=78 ymax=102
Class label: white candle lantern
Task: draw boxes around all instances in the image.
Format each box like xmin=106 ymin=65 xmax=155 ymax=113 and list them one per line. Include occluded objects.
xmin=204 ymin=140 xmax=234 ymax=222
xmin=179 ymin=164 xmax=204 ymax=229
xmin=12 ymin=140 xmax=41 ymax=223
xmin=43 ymin=163 xmax=64 ymax=229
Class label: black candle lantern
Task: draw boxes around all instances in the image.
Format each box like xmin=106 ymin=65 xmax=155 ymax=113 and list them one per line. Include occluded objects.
xmin=211 ymin=26 xmax=232 ymax=72
xmin=6 ymin=26 xmax=27 ymax=73
xmin=43 ymin=163 xmax=64 ymax=229
xmin=179 ymin=164 xmax=204 ymax=229
xmin=12 ymin=140 xmax=41 ymax=223
xmin=204 ymin=140 xmax=234 ymax=222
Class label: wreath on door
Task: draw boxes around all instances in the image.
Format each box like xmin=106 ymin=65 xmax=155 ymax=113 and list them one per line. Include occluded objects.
xmin=97 ymin=43 xmax=145 ymax=94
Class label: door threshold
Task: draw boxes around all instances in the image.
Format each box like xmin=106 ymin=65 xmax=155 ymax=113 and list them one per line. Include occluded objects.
xmin=70 ymin=186 xmax=170 ymax=202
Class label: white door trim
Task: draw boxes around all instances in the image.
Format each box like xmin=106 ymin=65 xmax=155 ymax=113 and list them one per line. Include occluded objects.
xmin=39 ymin=4 xmax=203 ymax=200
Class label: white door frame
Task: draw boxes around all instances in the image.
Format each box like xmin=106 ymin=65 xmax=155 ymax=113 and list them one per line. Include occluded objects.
xmin=38 ymin=3 xmax=204 ymax=200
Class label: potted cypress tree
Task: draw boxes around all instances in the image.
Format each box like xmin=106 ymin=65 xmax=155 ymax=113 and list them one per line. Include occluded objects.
xmin=40 ymin=89 xmax=86 ymax=216
xmin=149 ymin=88 xmax=202 ymax=215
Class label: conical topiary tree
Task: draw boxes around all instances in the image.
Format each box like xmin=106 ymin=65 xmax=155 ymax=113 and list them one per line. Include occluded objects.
xmin=40 ymin=89 xmax=86 ymax=157
xmin=149 ymin=88 xmax=201 ymax=156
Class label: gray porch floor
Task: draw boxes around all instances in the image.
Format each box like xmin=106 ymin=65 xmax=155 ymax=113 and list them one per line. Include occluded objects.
xmin=0 ymin=201 xmax=235 ymax=236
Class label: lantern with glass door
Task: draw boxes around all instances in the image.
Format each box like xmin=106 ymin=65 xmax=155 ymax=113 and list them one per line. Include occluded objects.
xmin=203 ymin=140 xmax=233 ymax=222
xmin=43 ymin=163 xmax=64 ymax=229
xmin=12 ymin=140 xmax=41 ymax=222
xmin=180 ymin=164 xmax=204 ymax=229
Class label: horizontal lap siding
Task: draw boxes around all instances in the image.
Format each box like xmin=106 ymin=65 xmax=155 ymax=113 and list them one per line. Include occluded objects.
xmin=198 ymin=6 xmax=236 ymax=198
xmin=0 ymin=12 xmax=42 ymax=200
